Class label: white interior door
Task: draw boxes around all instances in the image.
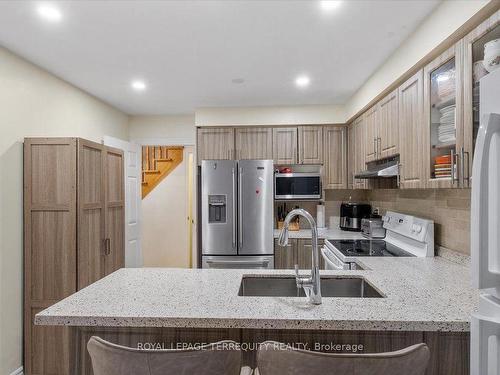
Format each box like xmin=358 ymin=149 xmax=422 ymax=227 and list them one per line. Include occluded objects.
xmin=103 ymin=136 xmax=143 ymax=267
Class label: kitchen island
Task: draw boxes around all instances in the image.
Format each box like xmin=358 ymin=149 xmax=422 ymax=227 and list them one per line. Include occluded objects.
xmin=36 ymin=256 xmax=476 ymax=374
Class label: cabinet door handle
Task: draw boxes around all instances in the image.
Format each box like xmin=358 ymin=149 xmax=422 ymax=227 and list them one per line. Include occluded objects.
xmin=461 ymin=148 xmax=470 ymax=188
xmin=104 ymin=238 xmax=111 ymax=255
xmin=373 ymin=138 xmax=377 ymax=156
xmin=377 ymin=137 xmax=381 ymax=158
xmin=451 ymin=149 xmax=459 ymax=185
xmin=397 ymin=164 xmax=402 ymax=188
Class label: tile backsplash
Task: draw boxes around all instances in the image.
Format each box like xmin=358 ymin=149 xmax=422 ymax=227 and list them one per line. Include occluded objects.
xmin=366 ymin=189 xmax=471 ymax=255
xmin=275 ymin=188 xmax=471 ymax=255
xmin=275 ymin=190 xmax=369 ymax=229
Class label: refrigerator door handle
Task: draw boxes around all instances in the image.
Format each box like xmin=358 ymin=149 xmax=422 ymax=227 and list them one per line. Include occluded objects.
xmin=232 ymin=166 xmax=237 ymax=249
xmin=238 ymin=167 xmax=243 ymax=249
xmin=471 ymin=314 xmax=500 ymax=375
xmin=472 ymin=113 xmax=500 ymax=289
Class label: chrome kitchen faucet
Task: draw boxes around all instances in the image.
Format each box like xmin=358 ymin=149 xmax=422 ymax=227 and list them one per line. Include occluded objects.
xmin=278 ymin=209 xmax=322 ymax=305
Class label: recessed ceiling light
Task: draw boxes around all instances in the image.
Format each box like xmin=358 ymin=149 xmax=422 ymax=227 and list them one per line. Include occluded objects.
xmin=37 ymin=4 xmax=62 ymax=22
xmin=320 ymin=1 xmax=342 ymax=12
xmin=295 ymin=75 xmax=311 ymax=88
xmin=131 ymin=80 xmax=147 ymax=91
xmin=231 ymin=78 xmax=245 ymax=84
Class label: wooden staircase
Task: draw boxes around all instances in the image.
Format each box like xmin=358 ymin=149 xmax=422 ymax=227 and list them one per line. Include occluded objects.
xmin=142 ymin=146 xmax=184 ymax=198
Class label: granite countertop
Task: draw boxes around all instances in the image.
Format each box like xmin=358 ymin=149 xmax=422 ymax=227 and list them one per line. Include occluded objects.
xmin=35 ymin=256 xmax=477 ymax=332
xmin=273 ymin=227 xmax=364 ymax=240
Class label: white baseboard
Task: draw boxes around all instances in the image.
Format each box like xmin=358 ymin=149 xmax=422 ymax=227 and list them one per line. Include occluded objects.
xmin=9 ymin=367 xmax=23 ymax=375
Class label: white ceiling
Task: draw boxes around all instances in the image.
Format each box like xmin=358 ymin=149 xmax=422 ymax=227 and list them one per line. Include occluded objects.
xmin=0 ymin=0 xmax=440 ymax=115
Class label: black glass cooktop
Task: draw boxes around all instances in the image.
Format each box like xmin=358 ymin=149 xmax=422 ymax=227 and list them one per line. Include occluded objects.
xmin=330 ymin=239 xmax=415 ymax=257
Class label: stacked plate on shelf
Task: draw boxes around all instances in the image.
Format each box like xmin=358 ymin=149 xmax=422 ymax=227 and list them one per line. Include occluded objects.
xmin=438 ymin=104 xmax=456 ymax=144
xmin=434 ymin=155 xmax=452 ymax=179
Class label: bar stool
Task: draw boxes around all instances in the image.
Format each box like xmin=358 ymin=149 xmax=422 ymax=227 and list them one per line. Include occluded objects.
xmin=255 ymin=341 xmax=429 ymax=375
xmin=87 ymin=336 xmax=253 ymax=375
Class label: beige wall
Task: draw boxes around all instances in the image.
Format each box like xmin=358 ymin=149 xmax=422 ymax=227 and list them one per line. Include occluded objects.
xmin=195 ymin=104 xmax=346 ymax=126
xmin=129 ymin=114 xmax=196 ymax=144
xmin=345 ymin=0 xmax=491 ymax=119
xmin=0 ymin=46 xmax=128 ymax=374
xmin=142 ymin=148 xmax=193 ymax=268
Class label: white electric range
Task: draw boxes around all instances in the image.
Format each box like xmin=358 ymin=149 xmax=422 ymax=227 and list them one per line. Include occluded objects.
xmin=321 ymin=211 xmax=434 ymax=270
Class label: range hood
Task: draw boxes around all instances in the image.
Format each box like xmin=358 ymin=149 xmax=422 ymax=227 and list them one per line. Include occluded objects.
xmin=354 ymin=156 xmax=399 ymax=179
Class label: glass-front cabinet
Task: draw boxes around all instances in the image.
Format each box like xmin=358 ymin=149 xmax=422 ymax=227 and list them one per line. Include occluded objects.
xmin=463 ymin=10 xmax=500 ymax=187
xmin=424 ymin=41 xmax=464 ymax=188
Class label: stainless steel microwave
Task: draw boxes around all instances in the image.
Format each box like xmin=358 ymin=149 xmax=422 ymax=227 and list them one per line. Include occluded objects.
xmin=274 ymin=172 xmax=322 ymax=200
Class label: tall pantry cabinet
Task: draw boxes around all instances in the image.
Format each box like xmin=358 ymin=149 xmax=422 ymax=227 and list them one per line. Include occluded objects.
xmin=24 ymin=138 xmax=125 ymax=375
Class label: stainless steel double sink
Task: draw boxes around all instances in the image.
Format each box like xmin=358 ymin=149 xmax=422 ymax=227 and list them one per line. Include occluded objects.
xmin=238 ymin=276 xmax=384 ymax=298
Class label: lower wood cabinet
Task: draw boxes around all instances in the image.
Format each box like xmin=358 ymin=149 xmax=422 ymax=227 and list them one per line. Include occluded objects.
xmin=24 ymin=138 xmax=125 ymax=375
xmin=275 ymin=238 xmax=325 ymax=270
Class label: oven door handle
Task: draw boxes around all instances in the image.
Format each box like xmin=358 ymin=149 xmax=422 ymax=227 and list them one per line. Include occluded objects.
xmin=321 ymin=247 xmax=345 ymax=270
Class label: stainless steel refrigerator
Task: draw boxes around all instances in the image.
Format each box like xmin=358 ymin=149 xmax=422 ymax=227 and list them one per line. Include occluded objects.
xmin=201 ymin=159 xmax=274 ymax=269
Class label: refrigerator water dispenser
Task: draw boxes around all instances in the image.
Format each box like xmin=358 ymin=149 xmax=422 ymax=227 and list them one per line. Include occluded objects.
xmin=208 ymin=195 xmax=226 ymax=223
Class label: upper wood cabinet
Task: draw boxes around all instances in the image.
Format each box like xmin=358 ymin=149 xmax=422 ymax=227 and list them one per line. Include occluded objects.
xmin=463 ymin=10 xmax=500 ymax=188
xmin=423 ymin=42 xmax=464 ymax=189
xmin=377 ymin=89 xmax=399 ymax=158
xmin=272 ymin=127 xmax=298 ymax=164
xmin=364 ymin=106 xmax=378 ymax=162
xmin=24 ymin=138 xmax=125 ymax=375
xmin=298 ymin=126 xmax=323 ymax=164
xmin=364 ymin=93 xmax=399 ymax=163
xmin=235 ymin=127 xmax=273 ymax=160
xmin=398 ymin=70 xmax=425 ymax=189
xmin=347 ymin=124 xmax=356 ymax=189
xmin=353 ymin=116 xmax=368 ymax=189
xmin=197 ymin=128 xmax=235 ymax=163
xmin=323 ymin=126 xmax=347 ymax=189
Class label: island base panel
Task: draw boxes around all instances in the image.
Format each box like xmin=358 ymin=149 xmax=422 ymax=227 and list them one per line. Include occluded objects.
xmin=67 ymin=327 xmax=469 ymax=375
